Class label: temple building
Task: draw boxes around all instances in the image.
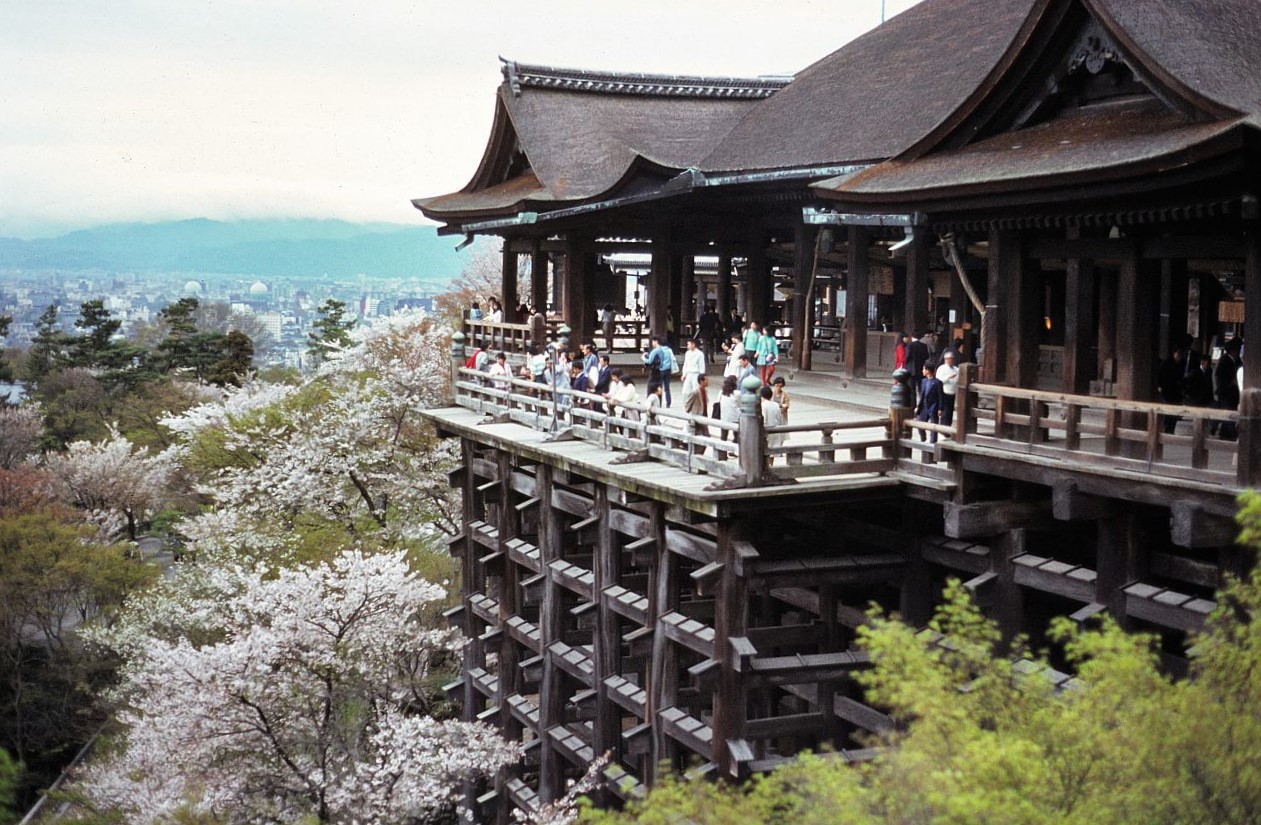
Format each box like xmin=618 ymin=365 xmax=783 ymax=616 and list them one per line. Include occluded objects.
xmin=416 ymin=0 xmax=1261 ymax=819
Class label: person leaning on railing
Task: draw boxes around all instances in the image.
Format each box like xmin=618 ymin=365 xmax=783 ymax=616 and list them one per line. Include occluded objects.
xmin=718 ymin=375 xmax=740 ymax=442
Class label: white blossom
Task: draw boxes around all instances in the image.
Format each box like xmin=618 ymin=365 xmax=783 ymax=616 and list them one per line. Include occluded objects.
xmin=44 ymin=428 xmax=174 ymax=540
xmin=81 ymin=549 xmax=518 ymax=824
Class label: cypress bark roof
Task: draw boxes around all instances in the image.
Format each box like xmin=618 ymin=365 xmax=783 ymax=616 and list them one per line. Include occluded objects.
xmin=814 ymin=0 xmax=1261 ymax=207
xmin=413 ymin=62 xmax=782 ymax=222
xmin=699 ymin=0 xmax=1040 ymax=172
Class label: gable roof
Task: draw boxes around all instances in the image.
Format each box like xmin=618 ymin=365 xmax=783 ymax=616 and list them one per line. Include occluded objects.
xmin=814 ymin=0 xmax=1261 ymax=208
xmin=413 ymin=61 xmax=786 ymax=223
xmin=699 ymin=0 xmax=1041 ymax=172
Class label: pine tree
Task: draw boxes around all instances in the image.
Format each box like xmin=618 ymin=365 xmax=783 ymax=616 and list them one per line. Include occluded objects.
xmin=307 ymin=299 xmax=355 ymax=365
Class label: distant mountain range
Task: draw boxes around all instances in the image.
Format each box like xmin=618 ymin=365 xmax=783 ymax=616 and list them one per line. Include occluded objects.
xmin=0 ymin=219 xmax=471 ymax=282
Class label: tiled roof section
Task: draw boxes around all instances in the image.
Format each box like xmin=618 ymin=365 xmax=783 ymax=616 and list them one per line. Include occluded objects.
xmin=700 ymin=0 xmax=1041 ymax=172
xmin=502 ymin=60 xmax=791 ymax=100
xmin=817 ymin=98 xmax=1247 ymax=202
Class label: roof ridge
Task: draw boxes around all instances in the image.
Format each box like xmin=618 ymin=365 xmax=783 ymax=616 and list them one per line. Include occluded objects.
xmin=500 ymin=58 xmax=791 ymax=99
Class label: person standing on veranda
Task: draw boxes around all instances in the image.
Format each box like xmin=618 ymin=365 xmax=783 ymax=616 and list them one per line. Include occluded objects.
xmin=935 ymin=350 xmax=960 ymax=428
xmin=681 ymin=338 xmax=706 ymax=396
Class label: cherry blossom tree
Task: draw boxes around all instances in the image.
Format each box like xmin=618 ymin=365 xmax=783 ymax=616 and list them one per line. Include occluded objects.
xmin=161 ymin=310 xmax=460 ymax=549
xmin=81 ymin=549 xmax=518 ymax=824
xmin=44 ymin=428 xmax=174 ymax=541
xmin=0 ymin=404 xmax=42 ymax=469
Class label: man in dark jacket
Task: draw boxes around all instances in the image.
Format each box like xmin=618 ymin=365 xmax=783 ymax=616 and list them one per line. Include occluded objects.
xmin=904 ymin=332 xmax=931 ymax=402
xmin=1217 ymin=338 xmax=1242 ymax=439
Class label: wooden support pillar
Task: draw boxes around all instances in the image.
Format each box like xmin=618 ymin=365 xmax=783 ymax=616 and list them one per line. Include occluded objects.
xmin=681 ymin=255 xmax=696 ymax=332
xmin=1115 ymin=253 xmax=1158 ymax=402
xmin=1004 ymin=234 xmax=1039 ymax=389
xmin=1098 ymin=270 xmax=1118 ymax=382
xmin=564 ymin=234 xmax=593 ymax=347
xmin=984 ymin=228 xmax=1011 ymax=384
xmin=716 ymin=252 xmax=733 ymax=320
xmin=592 ymin=486 xmax=621 ymax=770
xmin=502 ymin=243 xmax=519 ymax=322
xmin=712 ymin=519 xmax=749 ymax=779
xmin=531 ymin=243 xmax=549 ymax=315
xmin=459 ymin=441 xmax=484 ymax=721
xmin=1096 ymin=509 xmax=1142 ymax=629
xmin=647 ymin=503 xmax=678 ymax=779
xmin=496 ymin=452 xmax=521 ymax=734
xmin=793 ymin=222 xmax=818 ymax=371
xmin=747 ymin=239 xmax=771 ymax=326
xmin=904 ymin=233 xmax=930 ymax=336
xmin=1245 ymin=227 xmax=1261 ymax=391
xmin=1158 ymin=258 xmax=1190 ymax=360
xmin=668 ymin=254 xmax=685 ymax=341
xmin=845 ymin=226 xmax=870 ymax=378
xmin=1063 ymin=233 xmax=1096 ymax=394
xmin=536 ymin=466 xmax=565 ymax=803
xmin=993 ymin=528 xmax=1027 ymax=644
xmin=649 ymin=233 xmax=672 ymax=338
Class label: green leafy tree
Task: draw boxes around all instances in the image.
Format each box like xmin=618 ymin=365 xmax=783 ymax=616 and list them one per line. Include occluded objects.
xmin=24 ymin=305 xmax=71 ymax=385
xmin=0 ymin=509 xmax=157 ymax=813
xmin=585 ymin=494 xmax=1261 ymax=825
xmin=0 ymin=747 xmax=19 ymax=825
xmin=206 ymin=330 xmax=254 ymax=387
xmin=0 ymin=316 xmax=12 ymax=384
xmin=70 ymin=300 xmax=122 ymax=369
xmin=307 ymin=299 xmax=355 ymax=365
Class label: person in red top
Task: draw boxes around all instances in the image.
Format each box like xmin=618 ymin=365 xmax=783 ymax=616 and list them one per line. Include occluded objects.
xmin=895 ymin=332 xmax=911 ymax=370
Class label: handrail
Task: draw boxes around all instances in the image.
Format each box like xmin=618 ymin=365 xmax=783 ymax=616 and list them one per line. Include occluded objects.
xmin=959 ymin=369 xmax=1245 ymax=487
xmin=969 ymin=381 xmax=1237 ymax=421
xmin=453 ymin=367 xmax=895 ymax=487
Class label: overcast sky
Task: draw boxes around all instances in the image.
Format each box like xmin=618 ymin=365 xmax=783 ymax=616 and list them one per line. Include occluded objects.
xmin=0 ymin=0 xmax=922 ymax=238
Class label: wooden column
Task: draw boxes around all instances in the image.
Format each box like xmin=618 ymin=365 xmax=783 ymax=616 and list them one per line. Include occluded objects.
xmin=592 ymin=486 xmax=621 ymax=770
xmin=564 ymin=234 xmax=593 ymax=346
xmin=459 ymin=441 xmax=484 ymax=721
xmin=502 ymin=243 xmax=519 ymax=322
xmin=845 ymin=226 xmax=870 ymax=378
xmin=747 ymin=240 xmax=771 ymax=326
xmin=716 ymin=252 xmax=733 ymax=320
xmin=647 ymin=503 xmax=678 ymax=778
xmin=496 ymin=452 xmax=521 ymax=734
xmin=536 ymin=466 xmax=565 ymax=803
xmin=1115 ymin=252 xmax=1158 ymax=402
xmin=712 ymin=518 xmax=748 ymax=778
xmin=1158 ymin=258 xmax=1190 ymax=359
xmin=905 ymin=231 xmax=933 ymax=331
xmin=792 ymin=222 xmax=818 ymax=371
xmin=1062 ymin=234 xmax=1096 ymax=394
xmin=1096 ymin=509 xmax=1143 ymax=630
xmin=649 ymin=233 xmax=672 ymax=337
xmin=681 ymin=255 xmax=697 ymax=333
xmin=1003 ymin=235 xmax=1039 ymax=389
xmin=531 ymin=243 xmax=549 ymax=314
xmin=984 ymin=228 xmax=1011 ymax=384
xmin=1245 ymin=227 xmax=1261 ymax=390
xmin=1097 ymin=270 xmax=1118 ymax=383
xmin=669 ymin=254 xmax=686 ymax=340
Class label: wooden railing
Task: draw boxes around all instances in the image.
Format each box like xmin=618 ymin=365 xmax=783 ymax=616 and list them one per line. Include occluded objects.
xmin=947 ymin=365 xmax=1252 ymax=488
xmin=451 ymin=367 xmax=895 ymax=488
xmin=764 ymin=418 xmax=895 ymax=482
xmin=463 ymin=319 xmax=564 ymax=356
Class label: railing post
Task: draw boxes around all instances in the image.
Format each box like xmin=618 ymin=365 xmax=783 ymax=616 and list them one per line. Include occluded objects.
xmin=956 ymin=364 xmax=976 ymax=444
xmin=449 ymin=331 xmax=466 ymax=403
xmin=887 ymin=368 xmax=913 ymax=462
xmin=737 ymin=376 xmax=765 ymax=486
xmin=1238 ymin=389 xmax=1261 ymax=488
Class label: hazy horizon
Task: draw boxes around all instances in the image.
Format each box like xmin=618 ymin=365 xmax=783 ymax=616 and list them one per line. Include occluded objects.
xmin=1 ymin=0 xmax=922 ymax=240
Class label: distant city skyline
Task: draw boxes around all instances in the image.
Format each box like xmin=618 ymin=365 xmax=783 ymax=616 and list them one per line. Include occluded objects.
xmin=1 ymin=0 xmax=922 ymax=239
